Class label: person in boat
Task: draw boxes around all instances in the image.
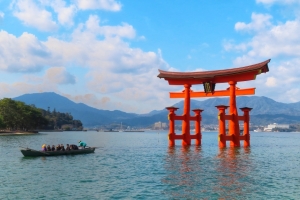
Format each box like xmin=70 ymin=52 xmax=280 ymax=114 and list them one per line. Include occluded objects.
xmin=66 ymin=144 xmax=70 ymax=151
xmin=42 ymin=144 xmax=47 ymax=151
xmin=70 ymin=144 xmax=78 ymax=150
xmin=78 ymin=140 xmax=87 ymax=149
xmin=51 ymin=145 xmax=56 ymax=151
xmin=56 ymin=144 xmax=61 ymax=151
xmin=61 ymin=144 xmax=65 ymax=151
xmin=46 ymin=145 xmax=51 ymax=151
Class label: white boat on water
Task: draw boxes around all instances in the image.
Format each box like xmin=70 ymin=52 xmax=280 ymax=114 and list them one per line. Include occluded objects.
xmin=254 ymin=128 xmax=263 ymax=132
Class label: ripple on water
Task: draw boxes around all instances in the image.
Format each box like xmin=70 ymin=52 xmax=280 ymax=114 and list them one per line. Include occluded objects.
xmin=1 ymin=131 xmax=300 ymax=199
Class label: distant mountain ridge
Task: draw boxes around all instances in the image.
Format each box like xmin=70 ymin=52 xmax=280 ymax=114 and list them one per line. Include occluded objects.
xmin=13 ymin=92 xmax=138 ymax=127
xmin=13 ymin=92 xmax=300 ymax=127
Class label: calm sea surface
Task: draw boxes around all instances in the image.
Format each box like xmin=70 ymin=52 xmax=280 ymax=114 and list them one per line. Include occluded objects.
xmin=1 ymin=131 xmax=300 ymax=199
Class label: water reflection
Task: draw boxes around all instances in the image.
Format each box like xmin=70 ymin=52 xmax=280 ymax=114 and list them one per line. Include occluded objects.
xmin=162 ymin=146 xmax=254 ymax=199
xmin=214 ymin=148 xmax=253 ymax=198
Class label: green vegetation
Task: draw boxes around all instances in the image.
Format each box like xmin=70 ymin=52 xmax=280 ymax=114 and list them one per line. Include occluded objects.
xmin=0 ymin=98 xmax=82 ymax=131
xmin=41 ymin=107 xmax=83 ymax=130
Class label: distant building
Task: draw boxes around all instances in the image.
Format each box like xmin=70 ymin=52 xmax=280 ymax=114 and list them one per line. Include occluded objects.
xmin=267 ymin=123 xmax=289 ymax=129
xmin=264 ymin=123 xmax=289 ymax=132
xmin=153 ymin=121 xmax=167 ymax=129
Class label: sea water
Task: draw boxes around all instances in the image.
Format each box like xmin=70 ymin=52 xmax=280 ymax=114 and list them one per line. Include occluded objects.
xmin=0 ymin=131 xmax=300 ymax=199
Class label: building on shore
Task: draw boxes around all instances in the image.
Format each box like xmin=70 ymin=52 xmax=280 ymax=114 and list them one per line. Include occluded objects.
xmin=153 ymin=121 xmax=167 ymax=130
xmin=264 ymin=123 xmax=289 ymax=132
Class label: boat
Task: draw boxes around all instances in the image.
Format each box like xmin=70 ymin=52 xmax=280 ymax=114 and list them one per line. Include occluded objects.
xmin=20 ymin=147 xmax=96 ymax=157
xmin=104 ymin=129 xmax=119 ymax=132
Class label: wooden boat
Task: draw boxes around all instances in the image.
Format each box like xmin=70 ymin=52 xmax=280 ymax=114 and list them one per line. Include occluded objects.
xmin=20 ymin=147 xmax=96 ymax=157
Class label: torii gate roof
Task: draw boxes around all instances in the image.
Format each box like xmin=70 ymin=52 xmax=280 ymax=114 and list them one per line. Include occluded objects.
xmin=158 ymin=59 xmax=270 ymax=85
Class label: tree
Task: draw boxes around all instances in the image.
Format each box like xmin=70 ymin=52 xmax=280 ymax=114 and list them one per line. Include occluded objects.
xmin=0 ymin=115 xmax=6 ymax=129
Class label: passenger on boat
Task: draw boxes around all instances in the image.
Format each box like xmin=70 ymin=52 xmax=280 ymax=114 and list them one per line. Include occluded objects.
xmin=41 ymin=144 xmax=47 ymax=151
xmin=56 ymin=144 xmax=61 ymax=151
xmin=66 ymin=144 xmax=70 ymax=151
xmin=46 ymin=145 xmax=51 ymax=151
xmin=51 ymin=145 xmax=56 ymax=151
xmin=70 ymin=144 xmax=78 ymax=150
xmin=61 ymin=144 xmax=65 ymax=151
xmin=78 ymin=140 xmax=87 ymax=149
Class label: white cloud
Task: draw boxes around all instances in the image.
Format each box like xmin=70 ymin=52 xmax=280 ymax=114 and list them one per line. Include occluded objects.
xmin=45 ymin=67 xmax=76 ymax=85
xmin=225 ymin=13 xmax=300 ymax=66
xmin=223 ymin=40 xmax=249 ymax=52
xmin=47 ymin=0 xmax=77 ymax=26
xmin=235 ymin=13 xmax=272 ymax=32
xmin=10 ymin=0 xmax=122 ymax=31
xmin=265 ymin=77 xmax=277 ymax=87
xmin=0 ymin=80 xmax=59 ymax=99
xmin=64 ymin=93 xmax=114 ymax=109
xmin=75 ymin=0 xmax=122 ymax=11
xmin=11 ymin=0 xmax=58 ymax=32
xmin=81 ymin=15 xmax=136 ymax=39
xmin=0 ymin=15 xmax=172 ymax=113
xmin=285 ymin=88 xmax=300 ymax=102
xmin=0 ymin=31 xmax=52 ymax=72
xmin=256 ymin=0 xmax=300 ymax=5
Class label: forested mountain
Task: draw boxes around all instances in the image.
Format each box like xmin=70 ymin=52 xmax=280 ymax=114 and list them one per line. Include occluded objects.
xmin=0 ymin=98 xmax=82 ymax=131
xmin=13 ymin=92 xmax=300 ymax=127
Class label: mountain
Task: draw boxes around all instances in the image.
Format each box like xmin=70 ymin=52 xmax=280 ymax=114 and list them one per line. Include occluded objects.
xmin=152 ymin=96 xmax=300 ymax=116
xmin=13 ymin=92 xmax=300 ymax=127
xmin=13 ymin=92 xmax=138 ymax=127
xmin=151 ymin=96 xmax=300 ymax=125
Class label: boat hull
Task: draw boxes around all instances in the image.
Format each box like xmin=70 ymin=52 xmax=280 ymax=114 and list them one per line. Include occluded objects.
xmin=21 ymin=148 xmax=96 ymax=157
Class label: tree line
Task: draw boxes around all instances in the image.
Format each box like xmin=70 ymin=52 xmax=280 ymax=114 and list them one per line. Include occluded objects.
xmin=0 ymin=98 xmax=83 ymax=131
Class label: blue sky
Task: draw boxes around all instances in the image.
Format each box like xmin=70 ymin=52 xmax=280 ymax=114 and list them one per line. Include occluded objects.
xmin=0 ymin=0 xmax=300 ymax=113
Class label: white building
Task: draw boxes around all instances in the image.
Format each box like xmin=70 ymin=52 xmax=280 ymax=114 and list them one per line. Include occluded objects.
xmin=154 ymin=121 xmax=167 ymax=129
xmin=267 ymin=123 xmax=289 ymax=129
xmin=264 ymin=123 xmax=289 ymax=132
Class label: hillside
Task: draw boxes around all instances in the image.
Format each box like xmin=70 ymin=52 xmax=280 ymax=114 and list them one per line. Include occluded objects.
xmin=13 ymin=92 xmax=300 ymax=127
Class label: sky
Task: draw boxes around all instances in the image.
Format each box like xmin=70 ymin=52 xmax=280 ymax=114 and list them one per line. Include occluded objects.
xmin=0 ymin=0 xmax=300 ymax=114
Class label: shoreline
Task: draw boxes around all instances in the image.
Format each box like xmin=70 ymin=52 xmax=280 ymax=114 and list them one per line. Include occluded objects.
xmin=0 ymin=131 xmax=39 ymax=136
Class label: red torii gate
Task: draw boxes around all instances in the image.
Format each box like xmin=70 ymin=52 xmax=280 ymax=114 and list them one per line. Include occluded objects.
xmin=158 ymin=59 xmax=270 ymax=147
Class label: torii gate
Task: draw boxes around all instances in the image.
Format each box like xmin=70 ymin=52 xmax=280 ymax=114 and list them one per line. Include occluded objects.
xmin=158 ymin=59 xmax=270 ymax=147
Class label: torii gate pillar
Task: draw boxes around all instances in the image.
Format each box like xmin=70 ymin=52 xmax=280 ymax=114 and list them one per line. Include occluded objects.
xmin=228 ymin=81 xmax=240 ymax=147
xmin=182 ymin=84 xmax=191 ymax=146
xmin=240 ymin=107 xmax=252 ymax=147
